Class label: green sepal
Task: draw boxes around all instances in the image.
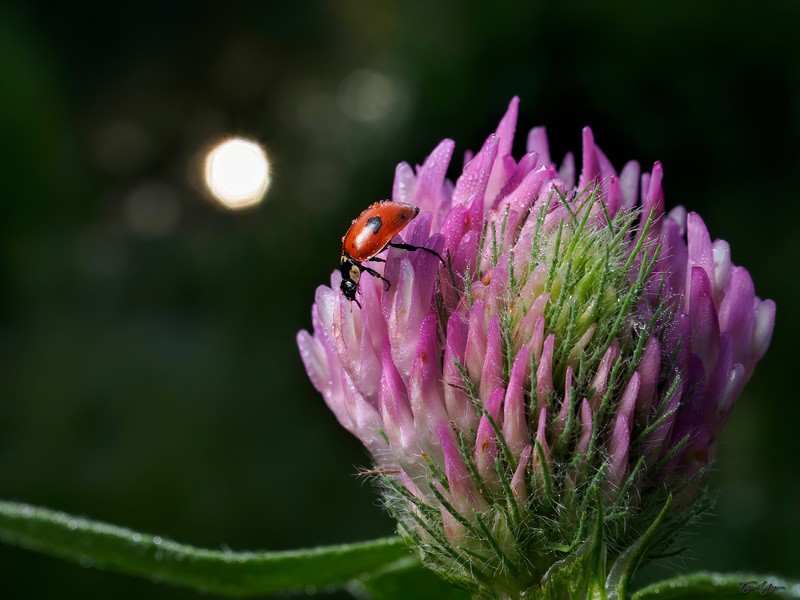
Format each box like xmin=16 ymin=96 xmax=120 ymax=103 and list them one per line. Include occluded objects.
xmin=535 ymin=491 xmax=607 ymax=600
xmin=605 ymin=494 xmax=671 ymax=599
xmin=0 ymin=500 xmax=409 ymax=596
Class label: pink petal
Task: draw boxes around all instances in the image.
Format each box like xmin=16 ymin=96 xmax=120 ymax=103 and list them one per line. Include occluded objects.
xmin=452 ymin=134 xmax=500 ymax=206
xmin=511 ymin=445 xmax=533 ymax=505
xmin=439 ymin=422 xmax=486 ymax=512
xmin=414 ymin=139 xmax=455 ymax=216
xmin=536 ymin=334 xmax=556 ymax=415
xmin=481 ymin=315 xmax=504 ymax=403
xmin=475 ymin=388 xmax=504 ymax=483
xmin=409 ymin=313 xmax=448 ymax=455
xmin=392 ymin=161 xmax=416 ymax=205
xmin=607 ymin=415 xmax=630 ymax=493
xmin=526 ymin=126 xmax=551 ymax=165
xmin=465 ymin=301 xmax=488 ymax=384
xmin=688 ymin=266 xmax=721 ymax=374
xmin=503 ymin=344 xmax=532 ymax=456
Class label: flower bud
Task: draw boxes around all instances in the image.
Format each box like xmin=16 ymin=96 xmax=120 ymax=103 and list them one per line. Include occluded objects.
xmin=298 ymin=97 xmax=774 ymax=598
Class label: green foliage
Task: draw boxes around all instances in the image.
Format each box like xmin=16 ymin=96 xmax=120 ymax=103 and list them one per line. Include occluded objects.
xmin=348 ymin=557 xmax=470 ymax=600
xmin=0 ymin=500 xmax=408 ymax=596
xmin=1 ymin=498 xmax=798 ymax=600
xmin=632 ymin=572 xmax=800 ymax=599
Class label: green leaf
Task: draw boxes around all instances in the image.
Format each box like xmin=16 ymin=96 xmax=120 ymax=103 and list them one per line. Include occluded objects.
xmin=0 ymin=500 xmax=410 ymax=596
xmin=348 ymin=557 xmax=470 ymax=600
xmin=632 ymin=572 xmax=800 ymax=599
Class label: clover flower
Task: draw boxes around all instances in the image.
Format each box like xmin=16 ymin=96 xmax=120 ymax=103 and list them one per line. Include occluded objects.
xmin=297 ymin=98 xmax=774 ymax=599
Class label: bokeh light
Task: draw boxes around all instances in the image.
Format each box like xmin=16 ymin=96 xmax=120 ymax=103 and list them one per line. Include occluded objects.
xmin=124 ymin=181 xmax=181 ymax=238
xmin=338 ymin=69 xmax=403 ymax=123
xmin=203 ymin=137 xmax=271 ymax=209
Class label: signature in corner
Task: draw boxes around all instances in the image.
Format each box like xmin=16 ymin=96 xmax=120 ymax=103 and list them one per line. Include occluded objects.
xmin=741 ymin=579 xmax=787 ymax=596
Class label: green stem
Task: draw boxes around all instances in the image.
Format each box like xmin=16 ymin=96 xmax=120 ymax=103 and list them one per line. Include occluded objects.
xmin=0 ymin=500 xmax=409 ymax=596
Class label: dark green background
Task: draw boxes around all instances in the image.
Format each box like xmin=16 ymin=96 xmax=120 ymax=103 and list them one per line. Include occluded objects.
xmin=0 ymin=2 xmax=797 ymax=598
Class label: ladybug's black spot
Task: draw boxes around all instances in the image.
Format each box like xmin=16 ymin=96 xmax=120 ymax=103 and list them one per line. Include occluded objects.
xmin=365 ymin=216 xmax=383 ymax=234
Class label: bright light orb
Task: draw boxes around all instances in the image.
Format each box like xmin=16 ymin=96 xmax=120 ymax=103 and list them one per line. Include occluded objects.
xmin=203 ymin=137 xmax=270 ymax=209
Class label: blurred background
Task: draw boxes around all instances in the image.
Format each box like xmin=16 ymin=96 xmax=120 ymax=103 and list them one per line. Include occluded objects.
xmin=0 ymin=1 xmax=797 ymax=597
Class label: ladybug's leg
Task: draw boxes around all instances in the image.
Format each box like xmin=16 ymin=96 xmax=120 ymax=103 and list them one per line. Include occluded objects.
xmin=360 ymin=265 xmax=392 ymax=291
xmin=387 ymin=242 xmax=446 ymax=265
xmin=364 ymin=256 xmax=386 ymax=263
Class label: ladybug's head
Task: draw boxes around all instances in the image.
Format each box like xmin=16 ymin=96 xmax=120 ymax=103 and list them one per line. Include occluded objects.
xmin=339 ymin=256 xmax=361 ymax=304
xmin=340 ymin=277 xmax=357 ymax=301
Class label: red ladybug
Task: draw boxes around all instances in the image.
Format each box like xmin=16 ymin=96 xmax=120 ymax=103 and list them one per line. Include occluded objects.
xmin=339 ymin=201 xmax=443 ymax=304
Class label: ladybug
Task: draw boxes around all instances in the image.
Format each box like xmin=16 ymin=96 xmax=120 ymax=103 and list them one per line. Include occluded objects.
xmin=339 ymin=201 xmax=443 ymax=305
